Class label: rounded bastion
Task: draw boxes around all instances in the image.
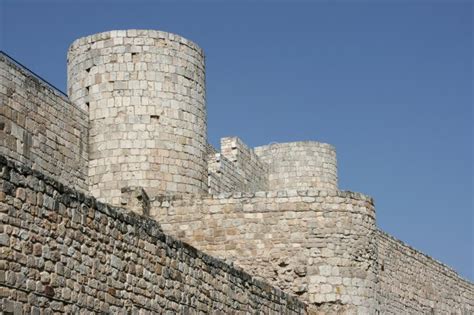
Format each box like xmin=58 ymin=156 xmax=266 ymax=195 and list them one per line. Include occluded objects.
xmin=254 ymin=141 xmax=338 ymax=191
xmin=67 ymin=30 xmax=208 ymax=205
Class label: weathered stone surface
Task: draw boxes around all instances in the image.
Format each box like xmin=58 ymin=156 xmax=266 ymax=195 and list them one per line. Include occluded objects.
xmin=0 ymin=156 xmax=308 ymax=314
xmin=68 ymin=30 xmax=208 ymax=205
xmin=208 ymin=137 xmax=269 ymax=194
xmin=120 ymin=186 xmax=150 ymax=216
xmin=375 ymin=231 xmax=473 ymax=314
xmin=254 ymin=141 xmax=338 ymax=192
xmin=0 ymin=54 xmax=88 ymax=192
xmin=0 ymin=28 xmax=473 ymax=314
xmin=151 ymin=189 xmax=378 ymax=313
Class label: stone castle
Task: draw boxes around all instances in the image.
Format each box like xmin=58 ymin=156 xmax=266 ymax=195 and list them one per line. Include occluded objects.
xmin=0 ymin=30 xmax=472 ymax=314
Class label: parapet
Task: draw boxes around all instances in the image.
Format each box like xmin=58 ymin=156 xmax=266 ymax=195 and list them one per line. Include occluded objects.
xmin=208 ymin=137 xmax=268 ymax=194
xmin=67 ymin=30 xmax=208 ymax=205
xmin=254 ymin=141 xmax=338 ymax=191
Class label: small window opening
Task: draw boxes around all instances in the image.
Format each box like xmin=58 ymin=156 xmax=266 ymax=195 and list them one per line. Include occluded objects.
xmin=150 ymin=115 xmax=160 ymax=122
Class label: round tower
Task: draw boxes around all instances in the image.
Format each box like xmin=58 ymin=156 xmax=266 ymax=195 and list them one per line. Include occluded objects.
xmin=254 ymin=141 xmax=338 ymax=191
xmin=67 ymin=30 xmax=208 ymax=205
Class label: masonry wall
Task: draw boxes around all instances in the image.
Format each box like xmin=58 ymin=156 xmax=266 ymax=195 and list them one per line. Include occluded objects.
xmin=67 ymin=30 xmax=208 ymax=205
xmin=3 ymin=29 xmax=473 ymax=315
xmin=0 ymin=155 xmax=308 ymax=314
xmin=0 ymin=53 xmax=88 ymax=192
xmin=150 ymin=190 xmax=378 ymax=313
xmin=219 ymin=137 xmax=269 ymax=192
xmin=254 ymin=142 xmax=337 ymax=191
xmin=207 ymin=137 xmax=268 ymax=194
xmin=207 ymin=152 xmax=244 ymax=194
xmin=375 ymin=231 xmax=474 ymax=314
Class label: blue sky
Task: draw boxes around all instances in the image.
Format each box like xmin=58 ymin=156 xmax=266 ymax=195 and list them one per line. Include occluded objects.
xmin=1 ymin=0 xmax=472 ymax=280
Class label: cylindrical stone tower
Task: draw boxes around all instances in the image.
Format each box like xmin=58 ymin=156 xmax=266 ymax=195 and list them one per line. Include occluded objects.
xmin=67 ymin=30 xmax=207 ymax=205
xmin=254 ymin=141 xmax=338 ymax=191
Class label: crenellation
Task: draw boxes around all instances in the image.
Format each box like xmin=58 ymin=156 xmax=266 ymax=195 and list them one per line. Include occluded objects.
xmin=0 ymin=28 xmax=472 ymax=314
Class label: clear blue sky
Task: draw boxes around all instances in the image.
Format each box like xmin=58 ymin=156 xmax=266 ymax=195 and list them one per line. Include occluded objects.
xmin=1 ymin=0 xmax=472 ymax=280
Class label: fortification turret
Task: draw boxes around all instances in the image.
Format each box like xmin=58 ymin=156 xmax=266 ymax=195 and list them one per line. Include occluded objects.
xmin=254 ymin=141 xmax=338 ymax=191
xmin=67 ymin=30 xmax=208 ymax=205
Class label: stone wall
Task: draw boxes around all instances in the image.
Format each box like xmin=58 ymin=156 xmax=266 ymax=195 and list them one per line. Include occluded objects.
xmin=150 ymin=190 xmax=378 ymax=313
xmin=219 ymin=137 xmax=269 ymax=192
xmin=254 ymin=141 xmax=338 ymax=191
xmin=0 ymin=53 xmax=88 ymax=192
xmin=207 ymin=137 xmax=268 ymax=194
xmin=208 ymin=152 xmax=244 ymax=194
xmin=0 ymin=154 xmax=308 ymax=314
xmin=2 ymin=28 xmax=473 ymax=315
xmin=67 ymin=30 xmax=208 ymax=205
xmin=375 ymin=230 xmax=474 ymax=314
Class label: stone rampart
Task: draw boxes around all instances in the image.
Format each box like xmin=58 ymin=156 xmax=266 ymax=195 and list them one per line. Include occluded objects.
xmin=208 ymin=152 xmax=245 ymax=194
xmin=254 ymin=141 xmax=337 ymax=191
xmin=150 ymin=190 xmax=378 ymax=313
xmin=1 ymin=28 xmax=473 ymax=315
xmin=208 ymin=137 xmax=268 ymax=194
xmin=375 ymin=230 xmax=474 ymax=314
xmin=0 ymin=53 xmax=88 ymax=192
xmin=0 ymin=155 xmax=308 ymax=314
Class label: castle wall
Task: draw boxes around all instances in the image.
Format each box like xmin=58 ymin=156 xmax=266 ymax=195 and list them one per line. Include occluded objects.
xmin=150 ymin=190 xmax=378 ymax=313
xmin=2 ymin=29 xmax=473 ymax=315
xmin=208 ymin=152 xmax=244 ymax=194
xmin=67 ymin=30 xmax=208 ymax=205
xmin=254 ymin=141 xmax=338 ymax=191
xmin=0 ymin=53 xmax=88 ymax=191
xmin=0 ymin=155 xmax=308 ymax=314
xmin=219 ymin=137 xmax=269 ymax=192
xmin=207 ymin=137 xmax=268 ymax=194
xmin=375 ymin=230 xmax=474 ymax=314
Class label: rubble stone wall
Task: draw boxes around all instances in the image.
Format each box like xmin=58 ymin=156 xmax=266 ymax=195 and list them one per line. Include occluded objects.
xmin=151 ymin=190 xmax=378 ymax=313
xmin=0 ymin=53 xmax=88 ymax=192
xmin=0 ymin=155 xmax=308 ymax=314
xmin=67 ymin=30 xmax=208 ymax=205
xmin=375 ymin=230 xmax=474 ymax=314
